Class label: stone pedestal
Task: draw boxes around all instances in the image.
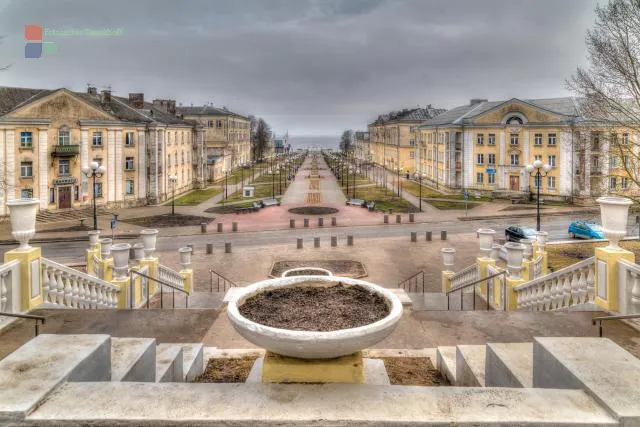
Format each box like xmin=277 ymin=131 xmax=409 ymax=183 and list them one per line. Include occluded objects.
xmin=477 ymin=257 xmax=496 ymax=298
xmin=594 ymin=246 xmax=634 ymax=311
xmin=261 ymin=351 xmax=365 ymax=384
xmin=441 ymin=270 xmax=454 ymax=293
xmin=4 ymin=247 xmax=43 ymax=311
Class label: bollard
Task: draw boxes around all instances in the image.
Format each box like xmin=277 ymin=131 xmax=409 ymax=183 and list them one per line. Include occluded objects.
xmin=187 ymin=244 xmax=194 ymax=254
xmin=304 ymin=218 xmax=309 ymax=228
xmin=347 ymin=235 xmax=354 ymax=246
xmin=217 ymin=223 xmax=223 ymax=233
xmin=331 ymin=236 xmax=337 ymax=247
xmin=411 ymin=232 xmax=417 ymax=242
xmin=396 ymin=215 xmax=401 ymax=224
xmin=232 ymin=222 xmax=238 ymax=232
xmin=331 ymin=217 xmax=337 ymax=226
xmin=225 ymin=242 xmax=232 ymax=253
xmin=314 ymin=237 xmax=320 ymax=248
xmin=201 ymin=222 xmax=207 ymax=233
xmin=318 ymin=218 xmax=324 ymax=227
xmin=206 ymin=243 xmax=213 ymax=254
xmin=290 ymin=219 xmax=295 ymax=228
xmin=441 ymin=230 xmax=447 ymax=240
xmin=409 ymin=213 xmax=414 ymax=223
xmin=384 ymin=214 xmax=389 ymax=224
xmin=297 ymin=238 xmax=303 ymax=249
xmin=426 ymin=231 xmax=432 ymax=241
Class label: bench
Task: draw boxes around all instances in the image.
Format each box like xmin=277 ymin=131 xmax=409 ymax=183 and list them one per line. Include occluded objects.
xmin=346 ymin=198 xmax=365 ymax=207
xmin=252 ymin=201 xmax=262 ymax=211
xmin=366 ymin=201 xmax=376 ymax=212
xmin=261 ymin=198 xmax=280 ymax=208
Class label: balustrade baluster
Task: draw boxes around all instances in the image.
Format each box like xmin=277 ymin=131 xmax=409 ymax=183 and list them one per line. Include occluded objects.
xmin=562 ymin=275 xmax=572 ymax=308
xmin=536 ymin=283 xmax=544 ymax=311
xmin=570 ymin=271 xmax=581 ymax=307
xmin=55 ymin=271 xmax=64 ymax=305
xmin=71 ymin=276 xmax=80 ymax=309
xmin=576 ymin=269 xmax=587 ymax=306
xmin=586 ymin=266 xmax=595 ymax=303
xmin=0 ymin=272 xmax=8 ymax=312
xmin=631 ymin=271 xmax=640 ymax=307
xmin=542 ymin=281 xmax=551 ymax=311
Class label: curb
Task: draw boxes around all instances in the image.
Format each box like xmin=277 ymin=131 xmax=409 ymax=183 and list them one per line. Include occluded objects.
xmin=0 ymin=233 xmax=139 ymax=246
xmin=458 ymin=209 xmax=599 ymax=222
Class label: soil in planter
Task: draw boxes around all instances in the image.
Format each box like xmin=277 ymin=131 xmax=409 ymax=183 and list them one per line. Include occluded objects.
xmin=378 ymin=357 xmax=449 ymax=386
xmin=239 ymin=282 xmax=390 ymax=331
xmin=194 ymin=357 xmax=257 ymax=383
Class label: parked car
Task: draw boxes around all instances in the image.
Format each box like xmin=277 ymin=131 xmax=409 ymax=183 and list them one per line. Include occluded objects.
xmin=505 ymin=225 xmax=537 ymax=242
xmin=568 ymin=221 xmax=604 ymax=239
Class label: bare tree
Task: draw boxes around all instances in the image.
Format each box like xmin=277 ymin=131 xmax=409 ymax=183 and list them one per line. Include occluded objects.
xmin=339 ymin=130 xmax=353 ymax=153
xmin=253 ymin=118 xmax=271 ymax=162
xmin=567 ymin=0 xmax=640 ymax=199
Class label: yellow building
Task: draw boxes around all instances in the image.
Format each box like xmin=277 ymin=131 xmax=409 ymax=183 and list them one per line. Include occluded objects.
xmin=368 ymin=107 xmax=445 ymax=174
xmin=413 ymin=97 xmax=637 ymax=199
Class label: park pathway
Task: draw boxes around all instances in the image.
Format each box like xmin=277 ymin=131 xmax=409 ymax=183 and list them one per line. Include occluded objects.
xmin=281 ymin=152 xmax=346 ymax=205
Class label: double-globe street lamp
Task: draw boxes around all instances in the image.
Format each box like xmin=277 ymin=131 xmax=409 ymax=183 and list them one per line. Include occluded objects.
xmin=525 ymin=160 xmax=552 ymax=231
xmin=168 ymin=175 xmax=178 ymax=215
xmin=414 ymin=171 xmax=426 ymax=212
xmin=81 ymin=161 xmax=106 ymax=231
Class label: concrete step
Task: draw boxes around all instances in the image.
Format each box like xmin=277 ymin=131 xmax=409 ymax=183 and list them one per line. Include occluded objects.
xmin=485 ymin=342 xmax=532 ymax=388
xmin=0 ymin=334 xmax=110 ymax=422
xmin=181 ymin=343 xmax=204 ymax=382
xmin=111 ymin=338 xmax=156 ymax=382
xmin=436 ymin=346 xmax=456 ymax=385
xmin=156 ymin=344 xmax=184 ymax=383
xmin=456 ymin=345 xmax=486 ymax=387
xmin=534 ymin=337 xmax=640 ymax=426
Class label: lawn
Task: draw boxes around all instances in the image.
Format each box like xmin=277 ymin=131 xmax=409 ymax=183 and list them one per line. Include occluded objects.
xmin=426 ymin=200 xmax=482 ymax=210
xmin=173 ymin=187 xmax=222 ymax=206
xmin=546 ymin=240 xmax=640 ymax=271
xmin=340 ymin=179 xmax=419 ymax=213
xmin=223 ymin=183 xmax=279 ymax=203
xmin=403 ymin=180 xmax=492 ymax=202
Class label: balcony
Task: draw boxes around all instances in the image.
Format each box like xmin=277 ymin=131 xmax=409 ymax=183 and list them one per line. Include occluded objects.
xmin=52 ymin=144 xmax=80 ymax=157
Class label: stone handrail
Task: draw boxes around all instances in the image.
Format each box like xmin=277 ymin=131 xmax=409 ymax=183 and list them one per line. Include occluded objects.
xmin=158 ymin=263 xmax=185 ymax=290
xmin=450 ymin=263 xmax=479 ymax=290
xmin=532 ymin=254 xmax=544 ymax=279
xmin=0 ymin=259 xmax=21 ymax=313
xmin=42 ymin=257 xmax=119 ymax=309
xmin=514 ymin=257 xmax=595 ymax=311
xmin=616 ymin=258 xmax=640 ymax=315
xmin=92 ymin=253 xmax=103 ymax=280
xmin=136 ymin=265 xmax=150 ymax=308
xmin=486 ymin=264 xmax=506 ymax=310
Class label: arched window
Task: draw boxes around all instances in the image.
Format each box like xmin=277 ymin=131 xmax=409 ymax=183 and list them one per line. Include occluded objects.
xmin=506 ymin=116 xmax=523 ymax=125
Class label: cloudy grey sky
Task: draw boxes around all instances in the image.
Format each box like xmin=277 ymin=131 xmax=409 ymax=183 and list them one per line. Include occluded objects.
xmin=0 ymin=0 xmax=598 ymax=136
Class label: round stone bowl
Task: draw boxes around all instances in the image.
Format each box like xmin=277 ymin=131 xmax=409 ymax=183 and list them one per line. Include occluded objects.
xmin=281 ymin=267 xmax=332 ymax=278
xmin=227 ymin=275 xmax=403 ymax=359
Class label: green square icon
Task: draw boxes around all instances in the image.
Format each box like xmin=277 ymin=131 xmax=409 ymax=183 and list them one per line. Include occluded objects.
xmin=43 ymin=42 xmax=57 ymax=54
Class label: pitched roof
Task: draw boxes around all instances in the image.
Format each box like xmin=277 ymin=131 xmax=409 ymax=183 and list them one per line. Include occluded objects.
xmin=177 ymin=105 xmax=248 ymax=120
xmin=0 ymin=87 xmax=54 ymax=115
xmin=370 ymin=106 xmax=446 ymax=125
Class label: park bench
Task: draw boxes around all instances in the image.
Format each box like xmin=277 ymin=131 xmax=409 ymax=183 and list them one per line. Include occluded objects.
xmin=346 ymin=198 xmax=365 ymax=207
xmin=261 ymin=198 xmax=280 ymax=208
xmin=252 ymin=201 xmax=262 ymax=211
xmin=366 ymin=201 xmax=376 ymax=211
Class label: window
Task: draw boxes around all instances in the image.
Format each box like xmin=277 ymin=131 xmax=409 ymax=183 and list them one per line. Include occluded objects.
xmin=409 ymin=151 xmax=415 ymax=159
xmin=510 ymin=154 xmax=519 ymax=165
xmin=476 ymin=172 xmax=484 ymax=184
xmin=507 ymin=116 xmax=523 ymax=125
xmin=548 ymin=155 xmax=556 ymax=167
xmin=216 ymin=120 xmax=223 ymax=128
xmin=58 ymin=129 xmax=70 ymax=145
xmin=125 ymin=132 xmax=135 ymax=146
xmin=125 ymin=157 xmax=135 ymax=170
xmin=476 ymin=134 xmax=484 ymax=145
xmin=207 ymin=120 xmax=214 ymax=128
xmin=622 ymin=133 xmax=629 ymax=145
xmin=609 ymin=176 xmax=617 ymax=190
xmin=409 ymin=139 xmax=416 ymax=146
xmin=126 ymin=179 xmax=135 ymax=195
xmin=592 ymin=156 xmax=600 ymax=169
xmin=92 ymin=132 xmax=102 ymax=146
xmin=20 ymin=161 xmax=33 ymax=177
xmin=58 ymin=159 xmax=70 ymax=176
xmin=534 ymin=175 xmax=541 ymax=188
xmin=510 ymin=134 xmax=519 ymax=145
xmin=49 ymin=188 xmax=55 ymax=204
xmin=548 ymin=176 xmax=556 ymax=189
xmin=94 ymin=182 xmax=103 ymax=198
xmin=534 ymin=134 xmax=542 ymax=146
xmin=609 ymin=156 xmax=617 ymax=168
xmin=182 ymin=152 xmax=185 ymax=164
xmin=74 ymin=185 xmax=79 ymax=201
xmin=488 ymin=134 xmax=495 ymax=145
xmin=488 ymin=173 xmax=495 ymax=184
xmin=534 ymin=154 xmax=542 ymax=162
xmin=488 ymin=153 xmax=495 ymax=165
xmin=21 ymin=188 xmax=33 ymax=199
xmin=622 ymin=155 xmax=629 ymax=168
xmin=20 ymin=132 xmax=33 ymax=148
xmin=548 ymin=133 xmax=557 ymax=146
xmin=622 ymin=177 xmax=629 ymax=190
xmin=476 ymin=154 xmax=484 ymax=165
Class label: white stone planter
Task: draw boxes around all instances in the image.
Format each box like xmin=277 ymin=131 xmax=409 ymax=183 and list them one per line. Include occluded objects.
xmin=491 ymin=243 xmax=502 ymax=261
xmin=281 ymin=267 xmax=332 ymax=278
xmin=597 ymin=196 xmax=633 ymax=249
xmin=227 ymin=276 xmax=403 ymax=359
xmin=536 ymin=231 xmax=548 ymax=252
xmin=7 ymin=198 xmax=39 ymax=251
xmin=179 ymin=246 xmax=192 ymax=269
xmin=521 ymin=238 xmax=535 ymax=260
xmin=441 ymin=248 xmax=456 ymax=270
xmin=88 ymin=230 xmax=101 ymax=246
xmin=140 ymin=229 xmax=159 ymax=258
xmin=132 ymin=243 xmax=145 ymax=260
xmin=477 ymin=229 xmax=496 ymax=257
xmin=99 ymin=238 xmax=112 ymax=258
xmin=504 ymin=242 xmax=525 ymax=279
xmin=111 ymin=243 xmax=131 ymax=279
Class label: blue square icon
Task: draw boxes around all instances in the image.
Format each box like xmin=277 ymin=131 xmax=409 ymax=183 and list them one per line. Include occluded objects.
xmin=25 ymin=42 xmax=42 ymax=58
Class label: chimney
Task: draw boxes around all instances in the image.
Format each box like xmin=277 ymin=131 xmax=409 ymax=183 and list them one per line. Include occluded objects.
xmin=152 ymin=99 xmax=176 ymax=114
xmin=128 ymin=92 xmax=144 ymax=109
xmin=101 ymin=89 xmax=111 ymax=106
xmin=168 ymin=100 xmax=176 ymax=115
xmin=470 ymin=98 xmax=487 ymax=106
xmin=87 ymin=86 xmax=97 ymax=95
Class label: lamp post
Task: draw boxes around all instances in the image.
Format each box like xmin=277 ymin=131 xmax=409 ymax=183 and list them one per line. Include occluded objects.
xmin=414 ymin=171 xmax=425 ymax=212
xmin=278 ymin=165 xmax=283 ymax=194
xmin=168 ymin=175 xmax=177 ymax=215
xmin=525 ymin=160 xmax=552 ymax=231
xmin=240 ymin=164 xmax=244 ymax=187
xmin=82 ymin=161 xmax=106 ymax=231
xmin=222 ymin=168 xmax=229 ymax=205
xmin=269 ymin=167 xmax=275 ymax=198
xmin=397 ymin=166 xmax=402 ymax=196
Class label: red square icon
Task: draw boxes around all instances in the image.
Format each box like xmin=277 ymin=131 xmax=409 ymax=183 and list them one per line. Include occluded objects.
xmin=25 ymin=25 xmax=42 ymax=41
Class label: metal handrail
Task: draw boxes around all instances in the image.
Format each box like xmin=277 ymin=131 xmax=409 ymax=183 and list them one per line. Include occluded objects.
xmin=592 ymin=314 xmax=640 ymax=337
xmin=397 ymin=270 xmax=425 ymax=293
xmin=446 ymin=270 xmax=508 ymax=311
xmin=0 ymin=312 xmax=45 ymax=336
xmin=130 ymin=269 xmax=189 ymax=309
xmin=209 ymin=269 xmax=237 ymax=292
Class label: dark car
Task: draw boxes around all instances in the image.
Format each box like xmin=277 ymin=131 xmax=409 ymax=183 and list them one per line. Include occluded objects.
xmin=505 ymin=225 xmax=537 ymax=242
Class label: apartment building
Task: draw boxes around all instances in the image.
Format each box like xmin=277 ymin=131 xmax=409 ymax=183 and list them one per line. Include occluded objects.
xmin=354 ymin=131 xmax=370 ymax=162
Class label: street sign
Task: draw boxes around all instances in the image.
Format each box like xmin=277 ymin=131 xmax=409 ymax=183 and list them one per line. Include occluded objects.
xmin=486 ymin=168 xmax=496 ymax=174
xmin=464 ymin=192 xmax=469 ymax=200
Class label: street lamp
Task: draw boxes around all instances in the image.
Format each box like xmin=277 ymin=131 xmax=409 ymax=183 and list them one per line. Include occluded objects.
xmin=269 ymin=167 xmax=275 ymax=198
xmin=278 ymin=165 xmax=283 ymax=194
xmin=82 ymin=161 xmax=106 ymax=230
xmin=168 ymin=175 xmax=177 ymax=215
xmin=397 ymin=166 xmax=403 ymax=196
xmin=414 ymin=171 xmax=426 ymax=212
xmin=525 ymin=160 xmax=552 ymax=231
xmin=222 ymin=168 xmax=229 ymax=204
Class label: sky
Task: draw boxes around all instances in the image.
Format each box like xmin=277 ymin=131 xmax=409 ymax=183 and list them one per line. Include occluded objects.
xmin=0 ymin=0 xmax=599 ymax=136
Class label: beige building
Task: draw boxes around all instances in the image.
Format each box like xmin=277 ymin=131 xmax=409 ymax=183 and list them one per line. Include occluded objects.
xmin=354 ymin=131 xmax=370 ymax=162
xmin=178 ymin=105 xmax=250 ymax=182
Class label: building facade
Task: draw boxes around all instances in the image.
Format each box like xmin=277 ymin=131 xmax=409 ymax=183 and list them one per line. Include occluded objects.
xmin=354 ymin=131 xmax=370 ymax=162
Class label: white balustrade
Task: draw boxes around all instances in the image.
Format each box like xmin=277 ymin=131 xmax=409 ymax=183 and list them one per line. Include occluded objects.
xmin=532 ymin=255 xmax=544 ymax=279
xmin=450 ymin=263 xmax=479 ymax=290
xmin=514 ymin=257 xmax=595 ymax=311
xmin=158 ymin=264 xmax=185 ymax=290
xmin=41 ymin=258 xmax=119 ymax=309
xmin=616 ymin=258 xmax=640 ymax=315
xmin=0 ymin=260 xmax=21 ymax=314
xmin=92 ymin=253 xmax=103 ymax=280
xmin=486 ymin=264 xmax=505 ymax=310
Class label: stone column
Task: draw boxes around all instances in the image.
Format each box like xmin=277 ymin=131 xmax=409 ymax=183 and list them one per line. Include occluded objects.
xmin=38 ymin=129 xmax=49 ymax=209
xmin=6 ymin=130 xmax=15 ymax=202
xmin=80 ymin=129 xmax=89 ymax=200
xmin=114 ymin=129 xmax=123 ymax=202
xmin=107 ymin=129 xmax=116 ymax=202
xmin=137 ymin=130 xmax=146 ymax=200
xmin=0 ymin=130 xmax=4 ymax=216
xmin=498 ymin=130 xmax=506 ymax=189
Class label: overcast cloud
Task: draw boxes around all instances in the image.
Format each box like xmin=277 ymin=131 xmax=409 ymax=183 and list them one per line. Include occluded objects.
xmin=0 ymin=0 xmax=598 ymax=135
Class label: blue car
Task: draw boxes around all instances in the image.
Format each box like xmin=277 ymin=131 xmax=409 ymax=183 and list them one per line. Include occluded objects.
xmin=568 ymin=221 xmax=604 ymax=239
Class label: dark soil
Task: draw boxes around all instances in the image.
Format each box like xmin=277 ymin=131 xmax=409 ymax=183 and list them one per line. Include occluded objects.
xmin=194 ymin=357 xmax=257 ymax=383
xmin=39 ymin=224 xmax=93 ymax=233
xmin=122 ymin=214 xmax=215 ymax=228
xmin=239 ymin=283 xmax=389 ymax=331
xmin=270 ymin=260 xmax=366 ymax=278
xmin=379 ymin=357 xmax=449 ymax=386
xmin=287 ymin=206 xmax=339 ymax=215
xmin=284 ymin=269 xmax=331 ymax=276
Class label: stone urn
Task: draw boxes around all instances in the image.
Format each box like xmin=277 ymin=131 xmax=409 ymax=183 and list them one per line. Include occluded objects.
xmin=132 ymin=243 xmax=145 ymax=260
xmin=179 ymin=246 xmax=192 ymax=269
xmin=140 ymin=229 xmax=159 ymax=258
xmin=536 ymin=231 xmax=548 ymax=253
xmin=227 ymin=275 xmax=403 ymax=359
xmin=281 ymin=267 xmax=332 ymax=278
xmin=111 ymin=243 xmax=131 ymax=279
xmin=100 ymin=238 xmax=113 ymax=258
xmin=504 ymin=242 xmax=525 ymax=279
xmin=440 ymin=248 xmax=456 ymax=270
xmin=477 ymin=229 xmax=496 ymax=258
xmin=88 ymin=230 xmax=101 ymax=246
xmin=597 ymin=196 xmax=633 ymax=249
xmin=7 ymin=198 xmax=39 ymax=251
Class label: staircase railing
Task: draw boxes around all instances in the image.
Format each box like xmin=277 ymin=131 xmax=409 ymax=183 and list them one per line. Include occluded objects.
xmin=592 ymin=313 xmax=640 ymax=337
xmin=42 ymin=257 xmax=120 ymax=309
xmin=92 ymin=253 xmax=103 ymax=279
xmin=131 ymin=267 xmax=189 ymax=309
xmin=210 ymin=269 xmax=238 ymax=292
xmin=397 ymin=270 xmax=425 ymax=293
xmin=532 ymin=254 xmax=544 ymax=279
xmin=446 ymin=270 xmax=507 ymax=311
xmin=0 ymin=259 xmax=20 ymax=313
xmin=0 ymin=312 xmax=45 ymax=336
xmin=514 ymin=256 xmax=595 ymax=311
xmin=450 ymin=263 xmax=479 ymax=289
xmin=158 ymin=263 xmax=185 ymax=290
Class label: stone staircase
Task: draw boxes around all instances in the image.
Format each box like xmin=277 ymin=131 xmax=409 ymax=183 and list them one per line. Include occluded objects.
xmin=1 ymin=334 xmax=639 ymax=425
xmin=36 ymin=207 xmax=113 ymax=224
